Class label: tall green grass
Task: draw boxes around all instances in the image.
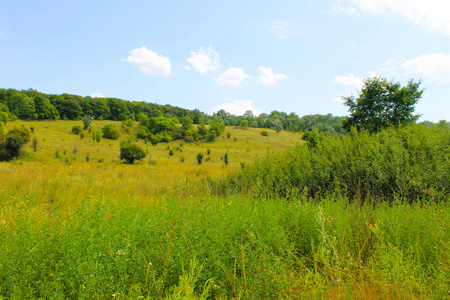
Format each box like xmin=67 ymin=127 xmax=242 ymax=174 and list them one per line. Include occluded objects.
xmin=1 ymin=191 xmax=449 ymax=299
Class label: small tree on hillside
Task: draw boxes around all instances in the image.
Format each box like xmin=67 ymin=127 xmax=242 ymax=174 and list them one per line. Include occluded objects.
xmin=342 ymin=77 xmax=423 ymax=132
xmin=82 ymin=115 xmax=94 ymax=130
xmin=273 ymin=119 xmax=283 ymax=133
xmin=239 ymin=120 xmax=248 ymax=130
xmin=119 ymin=142 xmax=146 ymax=164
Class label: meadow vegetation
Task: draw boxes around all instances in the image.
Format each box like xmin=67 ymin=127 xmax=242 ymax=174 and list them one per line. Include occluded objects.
xmin=0 ymin=119 xmax=449 ymax=299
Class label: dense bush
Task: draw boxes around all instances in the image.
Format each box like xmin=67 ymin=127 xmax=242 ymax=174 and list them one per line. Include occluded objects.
xmin=119 ymin=142 xmax=146 ymax=164
xmin=0 ymin=126 xmax=31 ymax=161
xmin=218 ymin=125 xmax=450 ymax=203
xmin=101 ymin=124 xmax=120 ymax=140
xmin=72 ymin=125 xmax=82 ymax=134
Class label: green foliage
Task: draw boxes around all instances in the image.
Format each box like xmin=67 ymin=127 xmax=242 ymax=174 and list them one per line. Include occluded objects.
xmin=82 ymin=115 xmax=94 ymax=130
xmin=209 ymin=120 xmax=225 ymax=137
xmin=239 ymin=119 xmax=248 ymax=130
xmin=273 ymin=119 xmax=283 ymax=133
xmin=101 ymin=124 xmax=120 ymax=140
xmin=197 ymin=152 xmax=204 ymax=165
xmin=7 ymin=94 xmax=37 ymax=120
xmin=304 ymin=129 xmax=324 ymax=149
xmin=197 ymin=121 xmax=207 ymax=137
xmin=224 ymin=153 xmax=228 ymax=166
xmin=181 ymin=116 xmax=194 ymax=132
xmin=260 ymin=130 xmax=269 ymax=136
xmin=34 ymin=96 xmax=59 ymax=120
xmin=150 ymin=134 xmax=161 ymax=146
xmin=91 ymin=130 xmax=102 ymax=143
xmin=32 ymin=137 xmax=38 ymax=152
xmin=119 ymin=142 xmax=146 ymax=164
xmin=0 ymin=126 xmax=31 ymax=161
xmin=220 ymin=125 xmax=450 ymax=202
xmin=343 ymin=77 xmax=423 ymax=132
xmin=72 ymin=125 xmax=82 ymax=134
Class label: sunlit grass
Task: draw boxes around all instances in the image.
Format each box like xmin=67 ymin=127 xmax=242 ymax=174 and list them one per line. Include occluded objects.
xmin=1 ymin=120 xmax=449 ymax=299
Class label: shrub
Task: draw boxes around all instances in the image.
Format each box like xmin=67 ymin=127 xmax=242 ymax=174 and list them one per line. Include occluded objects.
xmin=72 ymin=125 xmax=82 ymax=134
xmin=102 ymin=124 xmax=120 ymax=140
xmin=197 ymin=152 xmax=204 ymax=165
xmin=260 ymin=130 xmax=269 ymax=136
xmin=219 ymin=125 xmax=450 ymax=203
xmin=206 ymin=131 xmax=216 ymax=142
xmin=0 ymin=126 xmax=31 ymax=161
xmin=150 ymin=134 xmax=161 ymax=146
xmin=32 ymin=137 xmax=38 ymax=152
xmin=119 ymin=142 xmax=146 ymax=164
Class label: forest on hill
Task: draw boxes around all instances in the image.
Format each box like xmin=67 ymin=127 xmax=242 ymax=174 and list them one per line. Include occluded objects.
xmin=0 ymin=88 xmax=345 ymax=134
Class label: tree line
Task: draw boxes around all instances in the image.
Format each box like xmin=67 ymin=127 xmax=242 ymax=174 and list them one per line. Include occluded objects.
xmin=0 ymin=88 xmax=346 ymax=134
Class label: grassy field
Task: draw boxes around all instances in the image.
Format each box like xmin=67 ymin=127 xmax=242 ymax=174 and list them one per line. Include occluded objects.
xmin=1 ymin=121 xmax=449 ymax=299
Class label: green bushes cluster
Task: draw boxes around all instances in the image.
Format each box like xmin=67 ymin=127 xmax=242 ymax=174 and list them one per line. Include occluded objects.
xmin=220 ymin=125 xmax=450 ymax=202
xmin=101 ymin=124 xmax=120 ymax=140
xmin=0 ymin=126 xmax=31 ymax=161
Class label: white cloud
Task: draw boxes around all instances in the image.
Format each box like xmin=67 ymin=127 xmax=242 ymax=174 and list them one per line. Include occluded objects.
xmin=90 ymin=92 xmax=105 ymax=98
xmin=334 ymin=0 xmax=450 ymax=35
xmin=258 ymin=66 xmax=287 ymax=85
xmin=332 ymin=73 xmax=363 ymax=89
xmin=186 ymin=46 xmax=220 ymax=73
xmin=331 ymin=97 xmax=344 ymax=103
xmin=403 ymin=53 xmax=450 ymax=83
xmin=270 ymin=20 xmax=298 ymax=38
xmin=215 ymin=67 xmax=250 ymax=86
xmin=209 ymin=100 xmax=261 ymax=116
xmin=332 ymin=71 xmax=378 ymax=90
xmin=123 ymin=46 xmax=171 ymax=76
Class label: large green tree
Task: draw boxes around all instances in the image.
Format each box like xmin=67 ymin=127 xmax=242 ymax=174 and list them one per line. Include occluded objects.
xmin=342 ymin=77 xmax=423 ymax=132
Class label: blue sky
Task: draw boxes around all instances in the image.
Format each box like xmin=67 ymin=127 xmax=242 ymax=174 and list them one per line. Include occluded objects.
xmin=1 ymin=0 xmax=449 ymax=121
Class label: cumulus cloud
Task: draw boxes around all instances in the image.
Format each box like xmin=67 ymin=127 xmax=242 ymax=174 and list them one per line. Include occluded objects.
xmin=333 ymin=73 xmax=363 ymax=89
xmin=123 ymin=46 xmax=171 ymax=76
xmin=209 ymin=100 xmax=261 ymax=116
xmin=90 ymin=92 xmax=105 ymax=98
xmin=332 ymin=71 xmax=378 ymax=90
xmin=215 ymin=67 xmax=250 ymax=86
xmin=333 ymin=0 xmax=450 ymax=35
xmin=258 ymin=66 xmax=287 ymax=85
xmin=186 ymin=46 xmax=220 ymax=73
xmin=403 ymin=53 xmax=450 ymax=83
xmin=270 ymin=20 xmax=298 ymax=38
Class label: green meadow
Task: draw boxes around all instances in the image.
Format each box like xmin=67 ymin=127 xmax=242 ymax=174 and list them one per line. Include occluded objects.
xmin=1 ymin=120 xmax=449 ymax=299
